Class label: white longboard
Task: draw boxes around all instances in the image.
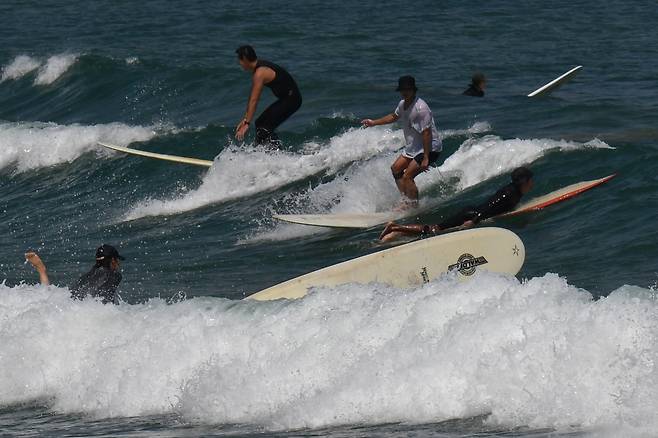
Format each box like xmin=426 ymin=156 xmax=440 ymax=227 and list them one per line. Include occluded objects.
xmin=273 ymin=212 xmax=401 ymax=229
xmin=246 ymin=227 xmax=525 ymax=301
xmin=274 ymin=174 xmax=615 ymax=229
xmin=528 ymin=65 xmax=582 ymax=97
xmin=98 ymin=142 xmax=213 ymax=167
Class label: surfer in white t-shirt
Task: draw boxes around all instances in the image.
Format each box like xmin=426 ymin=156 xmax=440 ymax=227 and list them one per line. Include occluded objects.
xmin=361 ymin=76 xmax=442 ymax=206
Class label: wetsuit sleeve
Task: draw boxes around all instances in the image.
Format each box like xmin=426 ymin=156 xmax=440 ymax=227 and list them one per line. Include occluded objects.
xmin=474 ymin=185 xmax=521 ymax=222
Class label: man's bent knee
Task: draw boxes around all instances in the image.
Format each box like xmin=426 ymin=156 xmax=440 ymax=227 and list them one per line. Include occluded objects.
xmin=391 ymin=167 xmax=404 ymax=180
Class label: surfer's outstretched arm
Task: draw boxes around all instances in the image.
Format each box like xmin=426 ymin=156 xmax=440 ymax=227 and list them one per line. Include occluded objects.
xmin=25 ymin=251 xmax=50 ymax=285
xmin=361 ymin=112 xmax=398 ymax=127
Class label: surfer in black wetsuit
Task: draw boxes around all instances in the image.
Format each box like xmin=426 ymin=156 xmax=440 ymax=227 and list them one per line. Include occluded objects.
xmin=25 ymin=244 xmax=125 ymax=305
xmin=379 ymin=167 xmax=533 ymax=242
xmin=462 ymin=73 xmax=486 ymax=97
xmin=234 ymin=45 xmax=302 ymax=147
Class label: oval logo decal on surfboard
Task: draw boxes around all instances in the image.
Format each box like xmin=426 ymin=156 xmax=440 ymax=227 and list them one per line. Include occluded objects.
xmin=448 ymin=253 xmax=489 ymax=276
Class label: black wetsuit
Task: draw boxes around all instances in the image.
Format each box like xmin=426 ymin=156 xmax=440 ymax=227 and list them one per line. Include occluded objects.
xmin=462 ymin=84 xmax=484 ymax=97
xmin=254 ymin=60 xmax=302 ymax=145
xmin=70 ymin=265 xmax=122 ymax=305
xmin=439 ymin=183 xmax=523 ymax=229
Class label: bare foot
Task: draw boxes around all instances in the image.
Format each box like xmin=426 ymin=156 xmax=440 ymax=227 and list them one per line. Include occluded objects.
xmin=380 ymin=231 xmax=406 ymax=243
xmin=379 ymin=222 xmax=397 ymax=240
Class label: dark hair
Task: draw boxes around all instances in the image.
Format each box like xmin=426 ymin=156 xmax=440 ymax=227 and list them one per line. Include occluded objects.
xmin=471 ymin=73 xmax=486 ymax=86
xmin=511 ymin=167 xmax=533 ymax=186
xmin=235 ymin=45 xmax=257 ymax=62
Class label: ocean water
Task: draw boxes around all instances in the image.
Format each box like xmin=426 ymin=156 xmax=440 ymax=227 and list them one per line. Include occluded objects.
xmin=1 ymin=1 xmax=657 ymax=436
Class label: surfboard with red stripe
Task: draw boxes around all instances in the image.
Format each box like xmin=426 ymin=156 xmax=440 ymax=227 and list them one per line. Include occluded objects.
xmin=500 ymin=173 xmax=616 ymax=217
xmin=274 ymin=174 xmax=616 ymax=228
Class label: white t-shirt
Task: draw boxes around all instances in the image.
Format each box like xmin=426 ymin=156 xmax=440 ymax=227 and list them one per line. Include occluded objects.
xmin=394 ymin=97 xmax=442 ymax=157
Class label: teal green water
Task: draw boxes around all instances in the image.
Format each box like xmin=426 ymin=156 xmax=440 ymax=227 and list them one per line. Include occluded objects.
xmin=1 ymin=1 xmax=658 ymax=436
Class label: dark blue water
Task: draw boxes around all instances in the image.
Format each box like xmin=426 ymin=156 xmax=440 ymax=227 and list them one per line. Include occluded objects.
xmin=1 ymin=1 xmax=657 ymax=436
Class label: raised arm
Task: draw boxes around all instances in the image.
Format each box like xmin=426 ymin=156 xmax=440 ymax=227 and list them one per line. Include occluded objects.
xmin=25 ymin=251 xmax=50 ymax=285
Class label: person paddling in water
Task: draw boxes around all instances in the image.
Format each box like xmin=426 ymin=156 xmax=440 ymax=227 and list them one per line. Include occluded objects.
xmin=234 ymin=45 xmax=302 ymax=147
xmin=462 ymin=72 xmax=486 ymax=97
xmin=361 ymin=76 xmax=442 ymax=207
xmin=25 ymin=244 xmax=125 ymax=305
xmin=379 ymin=167 xmax=534 ymax=242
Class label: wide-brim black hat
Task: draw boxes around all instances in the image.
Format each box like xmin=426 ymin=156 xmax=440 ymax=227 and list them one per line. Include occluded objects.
xmin=396 ymin=75 xmax=418 ymax=91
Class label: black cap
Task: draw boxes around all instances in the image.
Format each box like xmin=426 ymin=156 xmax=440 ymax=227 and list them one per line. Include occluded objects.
xmin=396 ymin=75 xmax=418 ymax=92
xmin=511 ymin=167 xmax=533 ymax=186
xmin=95 ymin=244 xmax=125 ymax=261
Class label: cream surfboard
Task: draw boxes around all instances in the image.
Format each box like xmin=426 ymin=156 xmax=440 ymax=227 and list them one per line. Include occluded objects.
xmin=274 ymin=174 xmax=615 ymax=229
xmin=246 ymin=227 xmax=525 ymax=301
xmin=528 ymin=65 xmax=583 ymax=97
xmin=98 ymin=142 xmax=213 ymax=167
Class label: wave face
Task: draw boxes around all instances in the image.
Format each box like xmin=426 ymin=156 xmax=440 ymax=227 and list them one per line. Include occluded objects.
xmin=1 ymin=273 xmax=657 ymax=432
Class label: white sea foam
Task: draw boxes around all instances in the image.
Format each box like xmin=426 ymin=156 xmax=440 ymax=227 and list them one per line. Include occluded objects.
xmin=432 ymin=135 xmax=614 ymax=191
xmin=124 ymin=122 xmax=492 ymax=222
xmin=123 ymin=126 xmax=403 ymax=221
xmin=1 ymin=273 xmax=657 ymax=433
xmin=0 ymin=55 xmax=41 ymax=82
xmin=0 ymin=121 xmax=158 ymax=172
xmin=34 ymin=54 xmax=78 ymax=85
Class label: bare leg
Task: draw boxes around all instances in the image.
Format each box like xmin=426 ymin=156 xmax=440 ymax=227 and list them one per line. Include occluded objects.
xmin=399 ymin=159 xmax=425 ymax=201
xmin=390 ymin=155 xmax=413 ymax=195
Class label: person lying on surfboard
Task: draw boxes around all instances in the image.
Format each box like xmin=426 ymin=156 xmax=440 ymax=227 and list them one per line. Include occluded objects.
xmin=361 ymin=76 xmax=442 ymax=207
xmin=234 ymin=45 xmax=302 ymax=148
xmin=24 ymin=244 xmax=125 ymax=305
xmin=379 ymin=167 xmax=534 ymax=242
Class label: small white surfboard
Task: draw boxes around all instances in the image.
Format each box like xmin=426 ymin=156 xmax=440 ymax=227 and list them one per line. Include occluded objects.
xmin=528 ymin=65 xmax=582 ymax=97
xmin=246 ymin=227 xmax=525 ymax=301
xmin=274 ymin=174 xmax=615 ymax=229
xmin=98 ymin=142 xmax=213 ymax=167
